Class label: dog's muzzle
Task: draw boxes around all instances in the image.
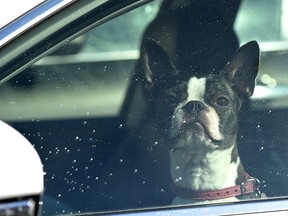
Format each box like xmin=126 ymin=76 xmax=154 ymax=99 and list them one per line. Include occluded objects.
xmin=172 ymin=100 xmax=223 ymax=142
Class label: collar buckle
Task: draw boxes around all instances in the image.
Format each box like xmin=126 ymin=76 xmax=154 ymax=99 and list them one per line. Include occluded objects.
xmin=241 ymin=176 xmax=261 ymax=197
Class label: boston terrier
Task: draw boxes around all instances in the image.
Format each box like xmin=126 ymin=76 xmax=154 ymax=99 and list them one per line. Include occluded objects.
xmin=139 ymin=38 xmax=262 ymax=204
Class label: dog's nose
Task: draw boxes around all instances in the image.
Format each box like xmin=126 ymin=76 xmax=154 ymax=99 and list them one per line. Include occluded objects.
xmin=182 ymin=101 xmax=205 ymax=113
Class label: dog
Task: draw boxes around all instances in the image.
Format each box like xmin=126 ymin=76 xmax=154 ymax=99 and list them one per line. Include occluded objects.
xmin=138 ymin=38 xmax=262 ymax=205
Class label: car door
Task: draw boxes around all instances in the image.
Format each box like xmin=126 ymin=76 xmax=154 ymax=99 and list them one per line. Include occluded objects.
xmin=1 ymin=0 xmax=288 ymax=216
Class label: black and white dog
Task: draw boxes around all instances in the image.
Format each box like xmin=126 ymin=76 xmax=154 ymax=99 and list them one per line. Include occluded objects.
xmin=139 ymin=38 xmax=262 ymax=204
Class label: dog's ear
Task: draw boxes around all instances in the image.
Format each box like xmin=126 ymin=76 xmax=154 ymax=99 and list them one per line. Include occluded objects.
xmin=225 ymin=41 xmax=260 ymax=97
xmin=140 ymin=38 xmax=175 ymax=86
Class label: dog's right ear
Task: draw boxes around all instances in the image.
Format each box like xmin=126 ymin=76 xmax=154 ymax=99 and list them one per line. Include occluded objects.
xmin=140 ymin=38 xmax=175 ymax=87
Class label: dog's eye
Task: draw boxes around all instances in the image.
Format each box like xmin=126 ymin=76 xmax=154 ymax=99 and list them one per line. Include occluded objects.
xmin=216 ymin=96 xmax=230 ymax=106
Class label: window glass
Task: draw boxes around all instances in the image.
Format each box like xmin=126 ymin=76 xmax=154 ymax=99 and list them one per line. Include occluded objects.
xmin=0 ymin=1 xmax=161 ymax=122
xmin=235 ymin=0 xmax=283 ymax=43
xmin=1 ymin=0 xmax=288 ymax=215
xmin=235 ymin=0 xmax=288 ymax=108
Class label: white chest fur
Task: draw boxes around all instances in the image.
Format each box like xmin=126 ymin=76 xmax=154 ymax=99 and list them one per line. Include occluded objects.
xmin=169 ymin=145 xmax=240 ymax=191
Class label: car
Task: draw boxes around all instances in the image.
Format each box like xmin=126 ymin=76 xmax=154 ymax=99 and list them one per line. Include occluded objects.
xmin=1 ymin=0 xmax=288 ymax=215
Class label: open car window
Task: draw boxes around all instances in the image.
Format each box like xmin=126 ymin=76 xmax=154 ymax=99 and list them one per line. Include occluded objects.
xmin=1 ymin=0 xmax=288 ymax=215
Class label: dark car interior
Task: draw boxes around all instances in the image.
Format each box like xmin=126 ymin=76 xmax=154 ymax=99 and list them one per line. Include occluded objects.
xmin=1 ymin=0 xmax=288 ymax=215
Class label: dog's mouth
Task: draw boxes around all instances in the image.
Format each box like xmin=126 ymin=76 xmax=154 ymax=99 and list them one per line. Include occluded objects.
xmin=170 ymin=118 xmax=223 ymax=145
xmin=189 ymin=120 xmax=222 ymax=141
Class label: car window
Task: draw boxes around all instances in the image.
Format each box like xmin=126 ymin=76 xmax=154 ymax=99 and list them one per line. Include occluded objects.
xmin=1 ymin=0 xmax=288 ymax=215
xmin=235 ymin=0 xmax=288 ymax=107
xmin=235 ymin=0 xmax=283 ymax=43
xmin=0 ymin=1 xmax=161 ymax=122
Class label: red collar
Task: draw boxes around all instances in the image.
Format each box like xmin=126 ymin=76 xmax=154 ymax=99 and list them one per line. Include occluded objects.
xmin=170 ymin=172 xmax=261 ymax=200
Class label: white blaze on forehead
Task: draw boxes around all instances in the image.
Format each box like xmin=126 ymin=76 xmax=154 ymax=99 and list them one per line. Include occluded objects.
xmin=187 ymin=77 xmax=207 ymax=101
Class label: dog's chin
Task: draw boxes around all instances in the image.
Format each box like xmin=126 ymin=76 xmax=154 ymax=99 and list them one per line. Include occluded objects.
xmin=193 ymin=122 xmax=208 ymax=138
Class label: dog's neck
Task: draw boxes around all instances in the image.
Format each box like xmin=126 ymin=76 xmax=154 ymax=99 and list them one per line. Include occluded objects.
xmin=169 ymin=141 xmax=245 ymax=204
xmin=169 ymin=142 xmax=243 ymax=192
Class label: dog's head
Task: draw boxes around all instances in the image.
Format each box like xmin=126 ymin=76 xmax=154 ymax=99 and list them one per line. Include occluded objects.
xmin=140 ymin=38 xmax=259 ymax=152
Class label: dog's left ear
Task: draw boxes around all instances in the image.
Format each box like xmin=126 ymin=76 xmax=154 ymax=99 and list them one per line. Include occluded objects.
xmin=140 ymin=38 xmax=176 ymax=87
xmin=225 ymin=41 xmax=260 ymax=97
